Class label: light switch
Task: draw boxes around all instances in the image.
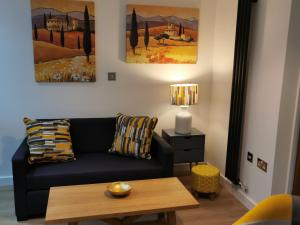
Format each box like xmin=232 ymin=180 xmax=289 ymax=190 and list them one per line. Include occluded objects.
xmin=108 ymin=72 xmax=116 ymax=81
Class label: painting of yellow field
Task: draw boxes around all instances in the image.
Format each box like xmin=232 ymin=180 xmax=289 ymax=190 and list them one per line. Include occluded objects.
xmin=31 ymin=0 xmax=95 ymax=82
xmin=126 ymin=4 xmax=199 ymax=64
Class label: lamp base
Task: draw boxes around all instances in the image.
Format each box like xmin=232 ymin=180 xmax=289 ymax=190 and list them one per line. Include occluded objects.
xmin=175 ymin=109 xmax=192 ymax=135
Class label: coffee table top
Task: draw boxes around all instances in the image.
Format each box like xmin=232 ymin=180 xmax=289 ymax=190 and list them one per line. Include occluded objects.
xmin=45 ymin=177 xmax=199 ymax=225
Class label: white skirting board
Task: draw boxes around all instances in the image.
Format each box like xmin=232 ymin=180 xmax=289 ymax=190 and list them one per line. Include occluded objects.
xmin=220 ymin=174 xmax=257 ymax=209
xmin=0 ymin=176 xmax=13 ymax=189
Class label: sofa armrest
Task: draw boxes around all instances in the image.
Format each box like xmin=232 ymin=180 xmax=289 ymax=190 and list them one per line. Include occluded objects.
xmin=12 ymin=138 xmax=29 ymax=168
xmin=12 ymin=138 xmax=29 ymax=174
xmin=151 ymin=132 xmax=174 ymax=177
xmin=12 ymin=138 xmax=30 ymax=220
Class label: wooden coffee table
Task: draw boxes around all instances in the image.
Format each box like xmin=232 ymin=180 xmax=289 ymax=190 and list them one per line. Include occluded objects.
xmin=45 ymin=177 xmax=199 ymax=225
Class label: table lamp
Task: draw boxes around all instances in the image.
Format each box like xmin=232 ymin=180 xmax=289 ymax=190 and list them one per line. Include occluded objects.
xmin=170 ymin=84 xmax=198 ymax=134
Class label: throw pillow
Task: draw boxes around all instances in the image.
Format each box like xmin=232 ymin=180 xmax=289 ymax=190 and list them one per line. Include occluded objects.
xmin=109 ymin=113 xmax=158 ymax=160
xmin=23 ymin=117 xmax=75 ymax=164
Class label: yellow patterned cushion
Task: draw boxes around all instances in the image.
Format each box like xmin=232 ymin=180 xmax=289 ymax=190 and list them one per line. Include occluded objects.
xmin=191 ymin=164 xmax=220 ymax=193
xmin=109 ymin=113 xmax=158 ymax=159
xmin=24 ymin=117 xmax=75 ymax=164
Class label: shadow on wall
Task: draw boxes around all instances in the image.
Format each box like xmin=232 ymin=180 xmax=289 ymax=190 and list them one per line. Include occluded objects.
xmin=0 ymin=136 xmax=22 ymax=181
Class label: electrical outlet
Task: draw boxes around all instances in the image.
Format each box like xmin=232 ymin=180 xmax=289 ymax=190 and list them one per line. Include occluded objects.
xmin=257 ymin=158 xmax=268 ymax=173
xmin=247 ymin=152 xmax=253 ymax=163
xmin=108 ymin=72 xmax=116 ymax=81
xmin=239 ymin=181 xmax=249 ymax=193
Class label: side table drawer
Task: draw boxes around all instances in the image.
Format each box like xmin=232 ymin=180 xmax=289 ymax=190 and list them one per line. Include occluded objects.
xmin=172 ymin=136 xmax=204 ymax=149
xmin=174 ymin=148 xmax=204 ymax=163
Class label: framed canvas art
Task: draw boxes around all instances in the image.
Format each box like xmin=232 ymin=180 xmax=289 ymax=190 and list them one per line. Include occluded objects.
xmin=31 ymin=0 xmax=96 ymax=82
xmin=126 ymin=4 xmax=199 ymax=64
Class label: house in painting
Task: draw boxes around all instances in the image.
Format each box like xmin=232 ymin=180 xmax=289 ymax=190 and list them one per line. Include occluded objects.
xmin=47 ymin=18 xmax=79 ymax=32
xmin=164 ymin=23 xmax=178 ymax=37
xmin=47 ymin=18 xmax=67 ymax=31
xmin=70 ymin=19 xmax=79 ymax=31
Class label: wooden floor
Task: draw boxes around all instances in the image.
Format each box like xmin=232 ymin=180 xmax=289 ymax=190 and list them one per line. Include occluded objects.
xmin=0 ymin=171 xmax=247 ymax=225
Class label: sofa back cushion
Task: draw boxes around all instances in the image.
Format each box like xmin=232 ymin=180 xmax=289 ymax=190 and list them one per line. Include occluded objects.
xmin=109 ymin=113 xmax=158 ymax=160
xmin=24 ymin=117 xmax=75 ymax=164
xmin=69 ymin=118 xmax=116 ymax=154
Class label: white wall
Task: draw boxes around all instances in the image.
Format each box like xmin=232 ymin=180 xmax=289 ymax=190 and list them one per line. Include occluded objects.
xmin=206 ymin=0 xmax=237 ymax=175
xmin=240 ymin=0 xmax=294 ymax=203
xmin=286 ymin=66 xmax=300 ymax=193
xmin=272 ymin=0 xmax=300 ymax=194
xmin=0 ymin=0 xmax=218 ymax=185
xmin=207 ymin=0 xmax=300 ymax=206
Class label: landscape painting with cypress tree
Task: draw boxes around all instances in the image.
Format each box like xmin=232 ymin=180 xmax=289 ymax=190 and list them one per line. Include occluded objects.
xmin=31 ymin=0 xmax=95 ymax=82
xmin=126 ymin=5 xmax=199 ymax=64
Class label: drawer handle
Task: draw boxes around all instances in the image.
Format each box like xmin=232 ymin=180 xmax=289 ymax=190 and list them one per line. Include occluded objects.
xmin=184 ymin=149 xmax=192 ymax=152
xmin=184 ymin=136 xmax=192 ymax=139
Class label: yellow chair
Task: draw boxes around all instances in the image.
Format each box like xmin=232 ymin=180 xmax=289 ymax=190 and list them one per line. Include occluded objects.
xmin=191 ymin=163 xmax=220 ymax=199
xmin=233 ymin=194 xmax=300 ymax=225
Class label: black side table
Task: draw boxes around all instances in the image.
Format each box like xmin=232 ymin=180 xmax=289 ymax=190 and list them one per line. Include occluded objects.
xmin=162 ymin=128 xmax=205 ymax=170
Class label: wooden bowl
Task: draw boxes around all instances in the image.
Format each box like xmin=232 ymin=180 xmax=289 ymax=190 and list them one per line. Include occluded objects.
xmin=107 ymin=182 xmax=132 ymax=197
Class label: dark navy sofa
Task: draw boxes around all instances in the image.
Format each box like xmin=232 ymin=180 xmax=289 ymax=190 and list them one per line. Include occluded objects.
xmin=12 ymin=118 xmax=174 ymax=221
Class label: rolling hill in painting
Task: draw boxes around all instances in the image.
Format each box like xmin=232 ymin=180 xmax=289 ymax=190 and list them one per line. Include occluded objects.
xmin=126 ymin=15 xmax=198 ymax=31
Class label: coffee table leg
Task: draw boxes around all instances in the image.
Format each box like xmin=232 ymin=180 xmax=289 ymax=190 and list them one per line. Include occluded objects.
xmin=167 ymin=211 xmax=176 ymax=225
xmin=158 ymin=212 xmax=165 ymax=223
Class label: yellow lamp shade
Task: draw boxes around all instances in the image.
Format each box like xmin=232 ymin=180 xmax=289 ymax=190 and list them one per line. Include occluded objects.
xmin=170 ymin=84 xmax=198 ymax=106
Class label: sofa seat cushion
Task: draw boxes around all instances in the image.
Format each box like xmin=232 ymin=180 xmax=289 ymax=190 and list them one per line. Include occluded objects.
xmin=26 ymin=153 xmax=164 ymax=190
